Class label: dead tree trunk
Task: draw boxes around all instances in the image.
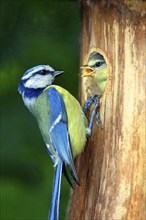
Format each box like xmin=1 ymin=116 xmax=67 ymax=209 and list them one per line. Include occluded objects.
xmin=68 ymin=1 xmax=145 ymax=220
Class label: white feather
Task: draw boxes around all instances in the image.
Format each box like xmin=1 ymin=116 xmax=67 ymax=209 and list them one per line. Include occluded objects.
xmin=50 ymin=113 xmax=62 ymax=132
xmin=22 ymin=65 xmax=54 ymax=80
xmin=24 ymin=74 xmax=54 ymax=89
xmin=22 ymin=95 xmax=36 ymax=109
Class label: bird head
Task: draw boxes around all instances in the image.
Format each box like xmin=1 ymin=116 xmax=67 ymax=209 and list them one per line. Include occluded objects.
xmin=81 ymin=52 xmax=107 ymax=93
xmin=18 ymin=65 xmax=63 ymax=96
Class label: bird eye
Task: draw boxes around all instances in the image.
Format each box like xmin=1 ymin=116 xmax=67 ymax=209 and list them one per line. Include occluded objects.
xmin=39 ymin=70 xmax=46 ymax=75
xmin=94 ymin=62 xmax=104 ymax=68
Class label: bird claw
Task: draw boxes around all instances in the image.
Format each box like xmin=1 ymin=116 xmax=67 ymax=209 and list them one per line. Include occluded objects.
xmin=83 ymin=95 xmax=97 ymax=114
xmin=83 ymin=95 xmax=101 ymax=135
xmin=96 ymin=110 xmax=101 ymax=128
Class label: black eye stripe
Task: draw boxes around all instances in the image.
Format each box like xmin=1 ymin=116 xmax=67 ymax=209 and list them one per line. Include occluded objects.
xmin=31 ymin=69 xmax=53 ymax=77
xmin=39 ymin=70 xmax=47 ymax=75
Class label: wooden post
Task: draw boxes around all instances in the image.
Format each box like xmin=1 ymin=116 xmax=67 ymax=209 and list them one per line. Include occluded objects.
xmin=68 ymin=1 xmax=145 ymax=220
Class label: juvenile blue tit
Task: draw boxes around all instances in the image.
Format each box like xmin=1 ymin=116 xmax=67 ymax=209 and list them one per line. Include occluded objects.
xmin=18 ymin=65 xmax=90 ymax=220
xmin=80 ymin=52 xmax=107 ymax=128
xmin=81 ymin=52 xmax=108 ymax=94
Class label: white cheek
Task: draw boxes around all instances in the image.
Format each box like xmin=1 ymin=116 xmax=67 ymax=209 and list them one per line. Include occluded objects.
xmin=24 ymin=75 xmax=53 ymax=88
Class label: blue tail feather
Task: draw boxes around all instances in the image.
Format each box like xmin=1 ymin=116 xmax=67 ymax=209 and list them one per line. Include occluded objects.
xmin=49 ymin=161 xmax=63 ymax=220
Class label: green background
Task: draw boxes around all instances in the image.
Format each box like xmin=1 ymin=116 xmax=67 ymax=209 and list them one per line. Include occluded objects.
xmin=0 ymin=1 xmax=80 ymax=219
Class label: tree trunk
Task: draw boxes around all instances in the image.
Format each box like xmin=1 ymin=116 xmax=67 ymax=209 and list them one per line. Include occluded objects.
xmin=68 ymin=1 xmax=145 ymax=220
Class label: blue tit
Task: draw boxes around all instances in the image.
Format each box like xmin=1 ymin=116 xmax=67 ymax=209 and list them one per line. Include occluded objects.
xmin=18 ymin=65 xmax=91 ymax=220
xmin=80 ymin=52 xmax=107 ymax=127
xmin=81 ymin=52 xmax=108 ymax=94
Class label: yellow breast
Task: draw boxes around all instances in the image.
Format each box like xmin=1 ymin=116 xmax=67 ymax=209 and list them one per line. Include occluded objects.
xmin=45 ymin=85 xmax=87 ymax=157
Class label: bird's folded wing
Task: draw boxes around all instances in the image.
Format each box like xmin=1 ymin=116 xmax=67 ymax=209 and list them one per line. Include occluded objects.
xmin=47 ymin=87 xmax=78 ymax=182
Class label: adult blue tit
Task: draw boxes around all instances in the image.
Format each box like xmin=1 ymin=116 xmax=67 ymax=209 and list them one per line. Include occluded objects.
xmin=18 ymin=65 xmax=90 ymax=220
xmin=81 ymin=52 xmax=108 ymax=94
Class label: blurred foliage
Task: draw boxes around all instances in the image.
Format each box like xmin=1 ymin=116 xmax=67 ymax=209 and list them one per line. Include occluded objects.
xmin=0 ymin=1 xmax=80 ymax=220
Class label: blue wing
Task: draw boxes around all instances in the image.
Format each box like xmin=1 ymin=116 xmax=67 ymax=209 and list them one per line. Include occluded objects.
xmin=47 ymin=87 xmax=78 ymax=183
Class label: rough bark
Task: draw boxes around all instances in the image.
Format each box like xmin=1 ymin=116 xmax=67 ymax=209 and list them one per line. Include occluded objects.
xmin=68 ymin=1 xmax=145 ymax=220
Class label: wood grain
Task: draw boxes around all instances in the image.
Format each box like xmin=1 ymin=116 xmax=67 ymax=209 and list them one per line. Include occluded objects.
xmin=68 ymin=1 xmax=145 ymax=220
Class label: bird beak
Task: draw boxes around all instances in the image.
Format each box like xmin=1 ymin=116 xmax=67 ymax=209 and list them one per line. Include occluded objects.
xmin=80 ymin=66 xmax=95 ymax=78
xmin=54 ymin=70 xmax=64 ymax=77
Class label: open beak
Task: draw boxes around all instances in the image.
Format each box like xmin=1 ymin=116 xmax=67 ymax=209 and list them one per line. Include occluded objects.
xmin=80 ymin=66 xmax=95 ymax=77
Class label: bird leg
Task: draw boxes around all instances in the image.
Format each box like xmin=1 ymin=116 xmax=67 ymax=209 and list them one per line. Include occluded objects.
xmin=83 ymin=95 xmax=101 ymax=136
xmin=83 ymin=95 xmax=96 ymax=114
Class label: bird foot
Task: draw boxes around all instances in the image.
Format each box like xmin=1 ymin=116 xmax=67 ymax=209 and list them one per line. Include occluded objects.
xmin=83 ymin=95 xmax=101 ymax=136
